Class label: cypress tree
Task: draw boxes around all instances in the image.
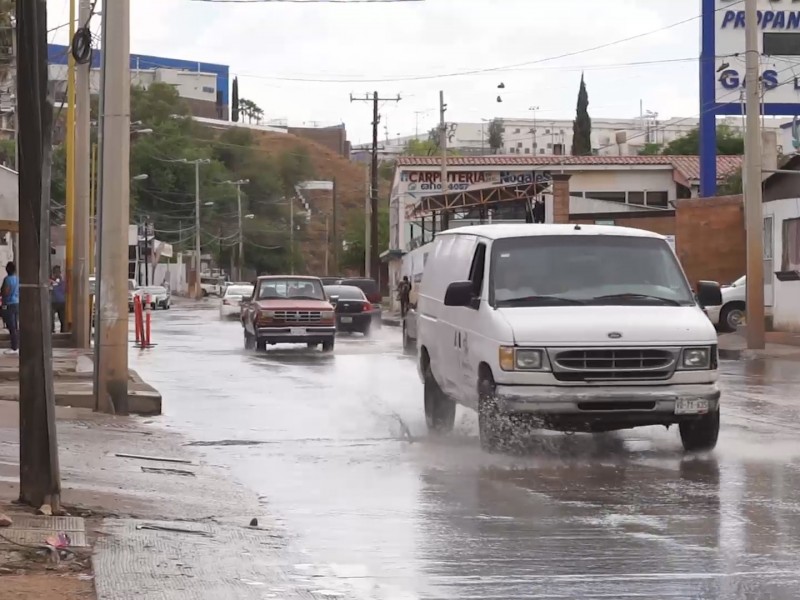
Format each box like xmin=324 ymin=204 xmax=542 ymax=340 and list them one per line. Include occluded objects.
xmin=231 ymin=77 xmax=239 ymax=122
xmin=571 ymin=74 xmax=592 ymax=156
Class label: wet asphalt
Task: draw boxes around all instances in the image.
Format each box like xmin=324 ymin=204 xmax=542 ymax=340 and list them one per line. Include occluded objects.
xmin=130 ymin=302 xmax=800 ymax=599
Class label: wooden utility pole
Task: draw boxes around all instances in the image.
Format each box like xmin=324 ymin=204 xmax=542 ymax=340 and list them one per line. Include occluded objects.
xmin=17 ymin=0 xmax=61 ymax=510
xmin=331 ymin=177 xmax=337 ymax=274
xmin=350 ymin=92 xmax=400 ymax=282
xmin=439 ymin=91 xmax=449 ymax=231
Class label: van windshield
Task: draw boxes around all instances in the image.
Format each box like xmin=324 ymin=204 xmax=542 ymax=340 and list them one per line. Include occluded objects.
xmin=490 ymin=235 xmax=695 ymax=307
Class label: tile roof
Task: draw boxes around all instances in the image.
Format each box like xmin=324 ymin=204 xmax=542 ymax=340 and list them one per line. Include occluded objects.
xmin=394 ymin=155 xmax=743 ymax=182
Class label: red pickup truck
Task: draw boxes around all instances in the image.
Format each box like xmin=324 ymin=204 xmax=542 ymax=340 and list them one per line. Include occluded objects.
xmin=242 ymin=275 xmax=336 ymax=351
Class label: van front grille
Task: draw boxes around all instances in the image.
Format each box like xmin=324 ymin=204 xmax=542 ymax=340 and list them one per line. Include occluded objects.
xmin=551 ymin=348 xmax=677 ymax=382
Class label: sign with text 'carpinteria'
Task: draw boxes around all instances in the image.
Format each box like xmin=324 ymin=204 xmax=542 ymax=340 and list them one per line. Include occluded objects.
xmin=700 ymin=0 xmax=800 ymax=196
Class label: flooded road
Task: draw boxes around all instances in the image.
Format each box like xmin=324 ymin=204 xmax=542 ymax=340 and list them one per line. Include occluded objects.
xmin=131 ymin=303 xmax=800 ymax=599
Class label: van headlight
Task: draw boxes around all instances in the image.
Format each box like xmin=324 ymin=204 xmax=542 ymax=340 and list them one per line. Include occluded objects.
xmin=680 ymin=347 xmax=711 ymax=370
xmin=499 ymin=346 xmax=547 ymax=371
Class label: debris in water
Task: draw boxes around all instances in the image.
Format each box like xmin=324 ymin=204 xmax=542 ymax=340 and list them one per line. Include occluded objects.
xmin=141 ymin=466 xmax=196 ymax=477
xmin=116 ymin=452 xmax=193 ymax=464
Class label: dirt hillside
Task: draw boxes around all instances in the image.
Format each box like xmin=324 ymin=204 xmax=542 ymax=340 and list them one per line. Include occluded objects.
xmin=250 ymin=130 xmax=370 ymax=275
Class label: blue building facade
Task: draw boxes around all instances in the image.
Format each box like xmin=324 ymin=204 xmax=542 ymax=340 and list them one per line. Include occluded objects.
xmin=48 ymin=44 xmax=230 ymax=116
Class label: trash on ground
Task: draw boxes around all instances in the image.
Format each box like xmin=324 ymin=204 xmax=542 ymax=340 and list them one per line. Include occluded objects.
xmin=115 ymin=452 xmax=193 ymax=464
xmin=135 ymin=523 xmax=213 ymax=537
xmin=141 ymin=466 xmax=195 ymax=477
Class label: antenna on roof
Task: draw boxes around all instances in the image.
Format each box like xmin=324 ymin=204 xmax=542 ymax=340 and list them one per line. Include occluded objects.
xmin=574 ymin=224 xmax=582 ymax=231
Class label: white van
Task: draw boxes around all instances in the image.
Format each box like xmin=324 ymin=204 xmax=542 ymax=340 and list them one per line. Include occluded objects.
xmin=415 ymin=224 xmax=723 ymax=453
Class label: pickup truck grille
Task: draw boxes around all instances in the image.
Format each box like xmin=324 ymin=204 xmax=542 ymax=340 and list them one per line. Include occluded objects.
xmin=273 ymin=310 xmax=323 ymax=323
xmin=551 ymin=348 xmax=677 ymax=382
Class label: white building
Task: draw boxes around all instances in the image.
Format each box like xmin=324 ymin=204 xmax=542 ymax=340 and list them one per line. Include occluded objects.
xmin=762 ymin=158 xmax=800 ymax=332
xmin=356 ymin=115 xmax=785 ymax=160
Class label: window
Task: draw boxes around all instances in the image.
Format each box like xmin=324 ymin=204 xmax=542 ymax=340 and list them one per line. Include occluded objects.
xmin=781 ymin=218 xmax=800 ymax=271
xmin=546 ymin=142 xmax=552 ymax=149
xmin=489 ymin=235 xmax=694 ymax=306
xmin=524 ymin=148 xmax=530 ymax=154
xmin=323 ymin=285 xmax=365 ymax=300
xmin=539 ymin=148 xmax=545 ymax=154
xmin=646 ymin=191 xmax=669 ymax=207
xmin=517 ymin=142 xmax=523 ymax=148
xmin=468 ymin=243 xmax=487 ymax=299
xmin=514 ymin=128 xmax=520 ymax=134
xmin=585 ymin=191 xmax=626 ymax=203
xmin=545 ymin=129 xmax=551 ymax=134
xmin=560 ymin=129 xmax=565 ymax=135
xmin=764 ymin=216 xmax=774 ymax=260
xmin=553 ymin=143 xmax=564 ymax=155
xmin=627 ymin=191 xmax=645 ymax=206
xmin=257 ymin=278 xmax=325 ymax=300
xmin=763 ymin=32 xmax=800 ymax=55
xmin=509 ymin=147 xmax=515 ymax=154
xmin=533 ymin=142 xmax=538 ymax=148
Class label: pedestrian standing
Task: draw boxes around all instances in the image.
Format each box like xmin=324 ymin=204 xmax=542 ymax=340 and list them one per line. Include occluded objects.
xmin=50 ymin=265 xmax=67 ymax=333
xmin=2 ymin=261 xmax=19 ymax=354
xmin=398 ymin=275 xmax=412 ymax=318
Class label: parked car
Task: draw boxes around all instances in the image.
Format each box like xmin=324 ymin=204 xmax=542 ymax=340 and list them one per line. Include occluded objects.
xmin=200 ymin=275 xmax=224 ymax=297
xmin=142 ymin=285 xmax=170 ymax=310
xmin=220 ymin=283 xmax=254 ymax=319
xmin=704 ymin=275 xmax=746 ymax=332
xmin=324 ymin=285 xmax=373 ymax=335
xmin=320 ymin=276 xmax=343 ymax=285
xmin=128 ymin=279 xmax=142 ymax=312
xmin=334 ymin=277 xmax=382 ymax=326
xmin=415 ymin=224 xmax=723 ymax=453
xmin=242 ymin=276 xmax=336 ymax=351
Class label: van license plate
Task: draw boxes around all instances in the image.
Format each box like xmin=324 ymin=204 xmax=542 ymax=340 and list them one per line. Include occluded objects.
xmin=340 ymin=316 xmax=352 ymax=323
xmin=290 ymin=328 xmax=306 ymax=336
xmin=675 ymin=399 xmax=709 ymax=415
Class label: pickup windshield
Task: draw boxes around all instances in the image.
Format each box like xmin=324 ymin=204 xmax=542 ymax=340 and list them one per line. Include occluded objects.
xmin=257 ymin=278 xmax=325 ymax=301
xmin=491 ymin=235 xmax=695 ymax=307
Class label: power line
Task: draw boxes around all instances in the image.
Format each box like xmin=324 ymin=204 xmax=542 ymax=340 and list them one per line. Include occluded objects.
xmin=232 ymin=0 xmax=745 ymax=84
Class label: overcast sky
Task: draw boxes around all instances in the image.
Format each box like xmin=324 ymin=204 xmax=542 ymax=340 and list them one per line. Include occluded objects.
xmin=46 ymin=0 xmax=705 ymax=144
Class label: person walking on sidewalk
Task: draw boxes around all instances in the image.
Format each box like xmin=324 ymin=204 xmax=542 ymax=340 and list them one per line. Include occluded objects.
xmin=1 ymin=261 xmax=19 ymax=355
xmin=397 ymin=275 xmax=412 ymax=318
xmin=50 ymin=265 xmax=66 ymax=333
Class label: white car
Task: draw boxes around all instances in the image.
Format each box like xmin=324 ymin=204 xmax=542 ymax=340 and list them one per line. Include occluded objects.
xmin=128 ymin=279 xmax=143 ymax=312
xmin=142 ymin=285 xmax=171 ymax=310
xmin=219 ymin=283 xmax=253 ymax=318
xmin=416 ymin=224 xmax=723 ymax=453
xmin=704 ymin=275 xmax=745 ymax=332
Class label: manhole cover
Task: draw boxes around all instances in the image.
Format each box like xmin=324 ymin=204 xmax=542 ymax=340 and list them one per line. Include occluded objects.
xmin=0 ymin=515 xmax=87 ymax=547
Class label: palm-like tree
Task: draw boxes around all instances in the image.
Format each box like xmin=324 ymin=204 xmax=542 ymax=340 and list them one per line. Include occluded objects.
xmin=0 ymin=1 xmax=14 ymax=84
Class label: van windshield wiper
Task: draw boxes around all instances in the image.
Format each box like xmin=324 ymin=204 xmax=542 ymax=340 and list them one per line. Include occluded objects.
xmin=497 ymin=295 xmax=585 ymax=306
xmin=590 ymin=293 xmax=682 ymax=306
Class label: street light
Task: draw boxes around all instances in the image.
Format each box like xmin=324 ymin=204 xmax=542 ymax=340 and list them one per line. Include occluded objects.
xmin=222 ymin=179 xmax=249 ymax=281
xmin=177 ymin=158 xmax=211 ymax=298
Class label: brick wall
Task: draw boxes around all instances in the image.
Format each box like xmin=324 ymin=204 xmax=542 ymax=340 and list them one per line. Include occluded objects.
xmin=674 ymin=195 xmax=744 ymax=287
xmin=570 ymin=212 xmax=676 ymax=235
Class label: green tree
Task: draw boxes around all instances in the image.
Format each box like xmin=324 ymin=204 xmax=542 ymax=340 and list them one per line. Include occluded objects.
xmin=660 ymin=124 xmax=744 ymax=155
xmin=571 ymin=74 xmax=592 ymax=156
xmin=487 ymin=118 xmax=503 ymax=154
xmin=638 ymin=142 xmax=663 ymax=155
xmin=404 ymin=137 xmax=439 ymax=156
xmin=719 ymin=167 xmax=743 ymax=194
xmin=231 ymin=76 xmax=239 ymax=122
xmin=339 ymin=204 xmax=389 ymax=273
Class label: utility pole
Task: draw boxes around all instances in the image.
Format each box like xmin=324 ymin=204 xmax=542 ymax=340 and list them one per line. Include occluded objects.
xmin=331 ymin=177 xmax=337 ymax=275
xmin=184 ymin=158 xmax=210 ymax=298
xmin=223 ymin=179 xmax=248 ymax=281
xmin=64 ymin=0 xmax=76 ymax=333
xmin=324 ymin=215 xmax=330 ymax=276
xmin=289 ymin=196 xmax=295 ymax=275
xmin=72 ymin=0 xmax=91 ymax=348
xmin=439 ymin=91 xmax=449 ymax=231
xmin=744 ymin=0 xmax=765 ymax=350
xmin=95 ymin=0 xmax=130 ymax=414
xmin=364 ymin=165 xmax=370 ymax=277
xmin=350 ymin=92 xmax=401 ymax=282
xmin=17 ymin=0 xmax=61 ymax=509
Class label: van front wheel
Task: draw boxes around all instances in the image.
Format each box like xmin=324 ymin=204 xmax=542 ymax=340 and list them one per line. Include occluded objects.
xmin=679 ymin=408 xmax=720 ymax=452
xmin=478 ymin=377 xmax=510 ymax=453
xmin=424 ymin=367 xmax=455 ymax=434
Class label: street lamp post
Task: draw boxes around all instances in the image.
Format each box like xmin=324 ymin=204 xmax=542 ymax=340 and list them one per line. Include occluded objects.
xmin=223 ymin=179 xmax=249 ymax=281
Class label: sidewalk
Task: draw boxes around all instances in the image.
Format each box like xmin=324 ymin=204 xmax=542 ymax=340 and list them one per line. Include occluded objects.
xmin=718 ymin=329 xmax=800 ymax=360
xmin=381 ymin=311 xmax=401 ymax=327
xmin=0 ymin=349 xmax=161 ymax=415
xmin=0 ymin=401 xmax=315 ymax=600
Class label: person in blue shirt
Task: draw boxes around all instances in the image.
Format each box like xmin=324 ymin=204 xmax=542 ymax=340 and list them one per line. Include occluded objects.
xmin=50 ymin=265 xmax=66 ymax=333
xmin=2 ymin=261 xmax=19 ymax=353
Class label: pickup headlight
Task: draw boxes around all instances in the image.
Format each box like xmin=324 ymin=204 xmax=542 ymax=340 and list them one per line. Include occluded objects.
xmin=499 ymin=346 xmax=547 ymax=371
xmin=260 ymin=310 xmax=275 ymax=318
xmin=321 ymin=310 xmax=334 ymax=319
xmin=680 ymin=347 xmax=711 ymax=370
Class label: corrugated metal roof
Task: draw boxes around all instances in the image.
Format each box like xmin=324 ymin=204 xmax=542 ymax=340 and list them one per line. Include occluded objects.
xmin=394 ymin=155 xmax=742 ymax=181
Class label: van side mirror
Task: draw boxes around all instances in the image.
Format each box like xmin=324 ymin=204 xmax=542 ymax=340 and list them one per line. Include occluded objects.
xmin=696 ymin=280 xmax=722 ymax=307
xmin=444 ymin=281 xmax=474 ymax=307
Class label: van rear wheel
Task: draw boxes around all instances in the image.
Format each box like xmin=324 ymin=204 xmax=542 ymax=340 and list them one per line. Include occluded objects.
xmin=679 ymin=408 xmax=720 ymax=452
xmin=424 ymin=366 xmax=455 ymax=434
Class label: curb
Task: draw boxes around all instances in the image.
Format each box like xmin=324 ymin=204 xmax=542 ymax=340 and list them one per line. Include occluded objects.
xmin=718 ymin=348 xmax=742 ymax=360
xmin=381 ymin=317 xmax=401 ymax=328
